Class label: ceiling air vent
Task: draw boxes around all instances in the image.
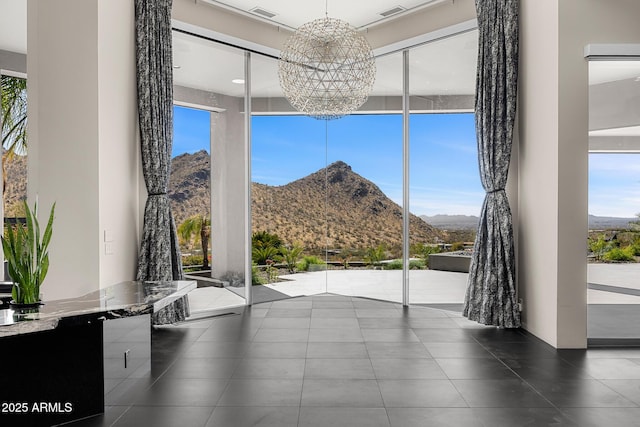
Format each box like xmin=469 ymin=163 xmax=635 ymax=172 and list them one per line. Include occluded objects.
xmin=249 ymin=6 xmax=277 ymax=19
xmin=379 ymin=6 xmax=406 ymax=18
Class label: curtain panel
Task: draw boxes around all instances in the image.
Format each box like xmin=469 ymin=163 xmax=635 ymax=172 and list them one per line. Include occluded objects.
xmin=463 ymin=0 xmax=520 ymax=328
xmin=135 ymin=0 xmax=187 ymax=323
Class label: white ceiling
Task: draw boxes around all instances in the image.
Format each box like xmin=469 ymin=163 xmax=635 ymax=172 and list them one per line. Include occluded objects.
xmin=173 ymin=28 xmax=478 ymax=98
xmin=1 ymin=0 xmax=476 ymax=101
xmin=0 ymin=0 xmax=448 ymax=55
xmin=200 ymin=0 xmax=448 ymax=30
xmin=589 ymin=61 xmax=640 ymax=85
xmin=589 ymin=126 xmax=640 ymax=137
xmin=0 ymin=0 xmax=26 ymax=54
xmin=3 ymin=0 xmax=639 ymax=90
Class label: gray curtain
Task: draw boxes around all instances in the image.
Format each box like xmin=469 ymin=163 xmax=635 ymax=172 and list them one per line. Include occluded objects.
xmin=463 ymin=0 xmax=520 ymax=328
xmin=135 ymin=0 xmax=187 ymax=322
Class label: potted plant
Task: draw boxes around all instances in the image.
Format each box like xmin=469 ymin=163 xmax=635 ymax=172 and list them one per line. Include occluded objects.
xmin=2 ymin=200 xmax=55 ymax=307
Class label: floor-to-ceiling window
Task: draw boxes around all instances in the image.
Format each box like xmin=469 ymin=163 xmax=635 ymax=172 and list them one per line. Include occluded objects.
xmin=171 ymin=30 xmax=247 ymax=313
xmin=408 ymin=30 xmax=479 ymax=308
xmin=1 ymin=74 xmax=28 ymax=282
xmin=587 ymin=59 xmax=640 ymax=342
xmin=325 ymin=113 xmax=403 ymax=300
xmin=251 ymin=51 xmax=329 ymax=302
xmin=171 ymin=105 xmax=211 ymax=272
xmin=171 ymin=24 xmax=479 ymax=310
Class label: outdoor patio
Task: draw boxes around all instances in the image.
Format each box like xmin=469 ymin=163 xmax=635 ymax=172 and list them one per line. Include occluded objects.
xmin=187 ymin=263 xmax=640 ymax=341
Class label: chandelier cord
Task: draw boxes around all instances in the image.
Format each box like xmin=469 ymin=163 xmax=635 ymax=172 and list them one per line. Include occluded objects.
xmin=324 ymin=118 xmax=329 ymax=289
xmin=325 ymin=0 xmax=328 ymax=17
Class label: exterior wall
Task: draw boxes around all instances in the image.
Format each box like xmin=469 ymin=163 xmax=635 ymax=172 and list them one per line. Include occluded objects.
xmin=519 ymin=0 xmax=640 ymax=348
xmin=27 ymin=0 xmax=138 ymax=300
xmin=173 ymin=86 xmax=246 ymax=285
xmin=210 ymin=97 xmax=246 ymax=285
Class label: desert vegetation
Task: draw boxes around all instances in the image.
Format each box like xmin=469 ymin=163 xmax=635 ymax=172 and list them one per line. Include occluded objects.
xmin=246 ymin=229 xmax=469 ymax=285
xmin=588 ymin=215 xmax=640 ymax=263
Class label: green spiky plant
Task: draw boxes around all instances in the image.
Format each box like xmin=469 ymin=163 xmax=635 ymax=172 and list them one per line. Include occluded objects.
xmin=2 ymin=200 xmax=55 ymax=305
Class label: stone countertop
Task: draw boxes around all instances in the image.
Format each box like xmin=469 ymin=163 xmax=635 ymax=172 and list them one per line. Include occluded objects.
xmin=0 ymin=280 xmax=196 ymax=337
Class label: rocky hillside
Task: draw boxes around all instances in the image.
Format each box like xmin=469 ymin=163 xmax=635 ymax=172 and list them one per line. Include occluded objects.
xmin=252 ymin=161 xmax=442 ymax=250
xmin=168 ymin=153 xmax=442 ymax=250
xmin=3 ymin=154 xmax=27 ymax=217
xmin=169 ymin=150 xmax=210 ymax=225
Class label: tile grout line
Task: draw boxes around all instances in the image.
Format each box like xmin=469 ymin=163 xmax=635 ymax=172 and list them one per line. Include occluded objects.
xmin=469 ymin=335 xmax=562 ymax=413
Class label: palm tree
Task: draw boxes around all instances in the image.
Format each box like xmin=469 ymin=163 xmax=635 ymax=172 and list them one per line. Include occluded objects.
xmin=1 ymin=75 xmax=28 ymax=196
xmin=252 ymin=246 xmax=280 ymax=266
xmin=280 ymin=243 xmax=304 ymax=273
xmin=178 ymin=214 xmax=211 ymax=269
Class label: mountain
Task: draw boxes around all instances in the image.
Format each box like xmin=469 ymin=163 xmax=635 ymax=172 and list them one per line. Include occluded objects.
xmin=421 ymin=214 xmax=479 ymax=230
xmin=588 ymin=214 xmax=637 ymax=230
xmin=169 ymin=150 xmax=210 ymax=225
xmin=168 ymin=153 xmax=442 ymax=250
xmin=252 ymin=161 xmax=443 ymax=250
xmin=421 ymin=213 xmax=638 ymax=231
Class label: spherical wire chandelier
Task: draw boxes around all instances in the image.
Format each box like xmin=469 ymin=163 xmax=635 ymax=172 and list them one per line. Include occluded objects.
xmin=278 ymin=16 xmax=376 ymax=120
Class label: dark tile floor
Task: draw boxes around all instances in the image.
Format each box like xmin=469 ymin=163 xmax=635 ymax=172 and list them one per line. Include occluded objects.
xmin=70 ymin=294 xmax=640 ymax=427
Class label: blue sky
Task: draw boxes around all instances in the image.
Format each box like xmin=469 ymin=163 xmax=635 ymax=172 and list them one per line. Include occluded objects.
xmin=589 ymin=153 xmax=640 ymax=218
xmin=174 ymin=105 xmax=640 ymax=218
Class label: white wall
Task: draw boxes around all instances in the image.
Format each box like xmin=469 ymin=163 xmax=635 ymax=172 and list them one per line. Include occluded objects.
xmin=518 ymin=0 xmax=561 ymax=347
xmin=27 ymin=0 xmax=139 ymax=300
xmin=27 ymin=0 xmax=100 ymax=300
xmin=97 ymin=0 xmax=139 ymax=288
xmin=519 ymin=0 xmax=640 ymax=348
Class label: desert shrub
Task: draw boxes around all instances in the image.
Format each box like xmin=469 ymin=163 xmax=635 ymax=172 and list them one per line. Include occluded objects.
xmin=338 ymin=255 xmax=352 ymax=269
xmin=589 ymin=234 xmax=610 ymax=261
xmin=381 ymin=259 xmax=426 ymax=270
xmin=416 ymin=245 xmax=441 ymax=268
xmin=265 ymin=260 xmax=279 ymax=283
xmin=297 ymin=255 xmax=326 ymax=271
xmin=252 ymin=263 xmax=264 ymax=285
xmin=629 ymin=237 xmax=640 ymax=256
xmin=450 ymin=242 xmax=465 ymax=251
xmin=182 ymin=254 xmax=204 ymax=267
xmin=410 ymin=259 xmax=426 ymax=269
xmin=420 ymin=245 xmax=441 ymax=258
xmin=365 ymin=244 xmax=386 ymax=267
xmin=603 ymin=247 xmax=635 ymax=262
xmin=383 ymin=259 xmax=403 ymax=270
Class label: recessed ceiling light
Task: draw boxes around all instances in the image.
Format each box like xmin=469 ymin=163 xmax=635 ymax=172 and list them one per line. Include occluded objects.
xmin=173 ymin=65 xmax=181 ymax=69
xmin=232 ymin=79 xmax=245 ymax=84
